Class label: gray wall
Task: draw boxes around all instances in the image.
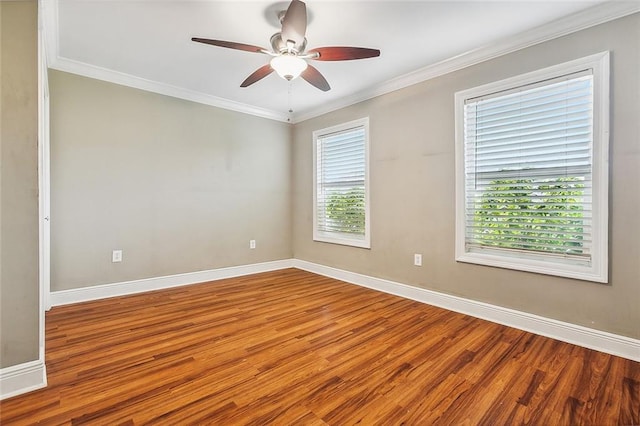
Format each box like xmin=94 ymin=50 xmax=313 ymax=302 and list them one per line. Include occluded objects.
xmin=49 ymin=71 xmax=292 ymax=291
xmin=292 ymin=14 xmax=640 ymax=339
xmin=0 ymin=0 xmax=40 ymax=368
xmin=7 ymin=11 xmax=636 ymax=376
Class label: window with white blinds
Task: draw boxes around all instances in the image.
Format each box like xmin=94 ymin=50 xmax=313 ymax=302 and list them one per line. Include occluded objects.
xmin=455 ymin=53 xmax=609 ymax=283
xmin=313 ymin=118 xmax=370 ymax=248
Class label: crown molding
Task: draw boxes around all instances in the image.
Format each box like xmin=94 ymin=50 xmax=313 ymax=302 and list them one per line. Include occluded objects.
xmin=292 ymin=2 xmax=640 ymax=123
xmin=40 ymin=0 xmax=58 ymax=67
xmin=49 ymin=57 xmax=291 ymax=122
xmin=41 ymin=0 xmax=286 ymax=121
xmin=43 ymin=0 xmax=638 ymax=123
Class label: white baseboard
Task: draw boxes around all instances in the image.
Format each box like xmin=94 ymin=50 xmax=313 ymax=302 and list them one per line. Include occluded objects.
xmin=293 ymin=259 xmax=640 ymax=362
xmin=47 ymin=258 xmax=639 ymax=362
xmin=0 ymin=359 xmax=47 ymax=400
xmin=50 ymin=259 xmax=295 ymax=306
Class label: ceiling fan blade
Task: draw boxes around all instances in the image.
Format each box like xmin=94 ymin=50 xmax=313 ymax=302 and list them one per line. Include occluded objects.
xmin=240 ymin=64 xmax=274 ymax=87
xmin=280 ymin=0 xmax=307 ymax=47
xmin=191 ymin=38 xmax=266 ymax=54
xmin=308 ymin=47 xmax=381 ymax=61
xmin=301 ymin=65 xmax=330 ymax=92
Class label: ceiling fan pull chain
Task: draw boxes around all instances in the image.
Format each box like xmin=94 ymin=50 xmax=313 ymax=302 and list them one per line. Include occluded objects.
xmin=191 ymin=0 xmax=379 ymax=94
xmin=287 ymin=81 xmax=293 ymax=122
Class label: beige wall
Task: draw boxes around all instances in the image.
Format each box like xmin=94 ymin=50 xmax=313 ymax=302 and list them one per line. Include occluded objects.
xmin=49 ymin=71 xmax=292 ymax=290
xmin=0 ymin=0 xmax=40 ymax=367
xmin=292 ymin=14 xmax=640 ymax=339
xmin=0 ymin=0 xmax=630 ymax=384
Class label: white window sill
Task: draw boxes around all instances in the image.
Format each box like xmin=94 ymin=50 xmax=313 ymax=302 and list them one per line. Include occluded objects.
xmin=456 ymin=250 xmax=607 ymax=283
xmin=313 ymin=233 xmax=371 ymax=249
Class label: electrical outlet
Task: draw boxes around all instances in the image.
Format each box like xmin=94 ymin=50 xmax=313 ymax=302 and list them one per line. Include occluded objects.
xmin=414 ymin=253 xmax=422 ymax=266
xmin=249 ymin=240 xmax=256 ymax=249
xmin=112 ymin=250 xmax=123 ymax=263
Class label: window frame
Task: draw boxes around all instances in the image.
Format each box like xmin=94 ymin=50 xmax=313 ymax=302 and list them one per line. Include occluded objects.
xmin=313 ymin=117 xmax=371 ymax=249
xmin=454 ymin=52 xmax=609 ymax=283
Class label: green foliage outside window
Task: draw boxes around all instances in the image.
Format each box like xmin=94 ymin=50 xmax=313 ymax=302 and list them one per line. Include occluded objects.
xmin=473 ymin=177 xmax=585 ymax=254
xmin=325 ymin=189 xmax=365 ymax=234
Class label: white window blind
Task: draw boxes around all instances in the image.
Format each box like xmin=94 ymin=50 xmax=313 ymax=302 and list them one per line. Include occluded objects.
xmin=455 ymin=52 xmax=609 ymax=282
xmin=313 ymin=119 xmax=370 ymax=248
xmin=464 ymin=71 xmax=594 ymax=262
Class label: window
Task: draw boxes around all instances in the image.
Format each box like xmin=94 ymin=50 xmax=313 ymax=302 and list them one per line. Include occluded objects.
xmin=455 ymin=52 xmax=609 ymax=282
xmin=313 ymin=118 xmax=370 ymax=248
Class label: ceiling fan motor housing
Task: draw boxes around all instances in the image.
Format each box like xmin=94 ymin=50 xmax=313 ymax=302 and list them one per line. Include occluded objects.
xmin=191 ymin=0 xmax=380 ymax=91
xmin=270 ymin=32 xmax=306 ymax=55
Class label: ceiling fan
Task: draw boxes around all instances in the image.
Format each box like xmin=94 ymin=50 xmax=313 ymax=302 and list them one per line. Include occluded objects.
xmin=191 ymin=0 xmax=380 ymax=92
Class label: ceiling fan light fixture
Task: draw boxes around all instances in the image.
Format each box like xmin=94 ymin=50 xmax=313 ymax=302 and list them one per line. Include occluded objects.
xmin=270 ymin=54 xmax=308 ymax=81
xmin=192 ymin=0 xmax=380 ymax=91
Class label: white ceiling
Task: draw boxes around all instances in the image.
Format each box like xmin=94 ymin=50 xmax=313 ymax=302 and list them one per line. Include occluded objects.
xmin=45 ymin=0 xmax=639 ymax=122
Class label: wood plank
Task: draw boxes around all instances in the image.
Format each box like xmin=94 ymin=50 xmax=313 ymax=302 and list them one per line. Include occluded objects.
xmin=1 ymin=269 xmax=637 ymax=425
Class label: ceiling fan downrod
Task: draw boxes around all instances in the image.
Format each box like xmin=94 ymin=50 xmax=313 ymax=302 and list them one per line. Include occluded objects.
xmin=191 ymin=0 xmax=380 ymax=91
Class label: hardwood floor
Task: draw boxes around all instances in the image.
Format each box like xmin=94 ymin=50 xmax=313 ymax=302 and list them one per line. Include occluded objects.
xmin=1 ymin=268 xmax=638 ymax=425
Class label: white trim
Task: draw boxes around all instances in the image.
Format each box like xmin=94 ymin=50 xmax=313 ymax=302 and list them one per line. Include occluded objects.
xmin=38 ymin=0 xmax=52 ymax=316
xmin=312 ymin=118 xmax=371 ymax=249
xmin=0 ymin=360 xmax=47 ymax=401
xmin=0 ymin=0 xmax=51 ymax=403
xmin=592 ymin=50 xmax=610 ymax=283
xmin=46 ymin=258 xmax=640 ymax=361
xmin=5 ymin=258 xmax=636 ymax=399
xmin=454 ymin=52 xmax=609 ymax=283
xmin=292 ymin=259 xmax=640 ymax=362
xmin=50 ymin=259 xmax=294 ymax=306
xmin=41 ymin=0 xmax=638 ymax=124
xmin=49 ymin=57 xmax=291 ymax=123
xmin=41 ymin=0 xmax=58 ymax=68
xmin=292 ymin=2 xmax=638 ymax=123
